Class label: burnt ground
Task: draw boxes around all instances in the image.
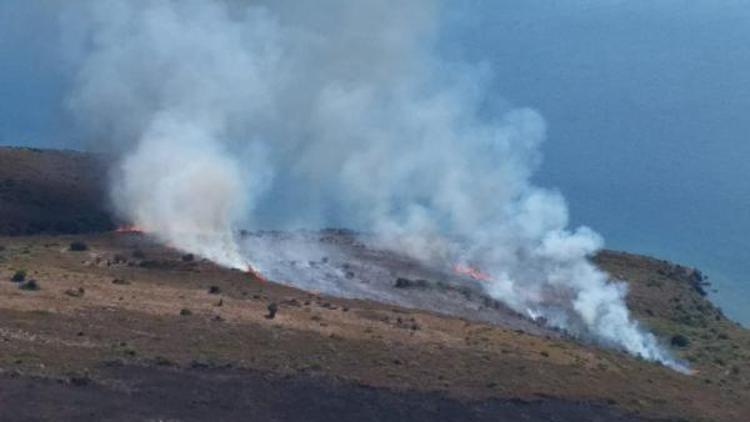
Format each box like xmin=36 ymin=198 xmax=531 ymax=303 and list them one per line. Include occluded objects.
xmin=241 ymin=229 xmax=559 ymax=337
xmin=0 ymin=365 xmax=642 ymax=422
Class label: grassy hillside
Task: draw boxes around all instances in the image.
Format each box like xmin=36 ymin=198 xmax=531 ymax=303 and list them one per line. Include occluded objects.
xmin=0 ymin=147 xmax=114 ymax=235
xmin=0 ymin=147 xmax=747 ymax=420
xmin=0 ymin=233 xmax=746 ymax=421
xmin=597 ymin=251 xmax=749 ymax=393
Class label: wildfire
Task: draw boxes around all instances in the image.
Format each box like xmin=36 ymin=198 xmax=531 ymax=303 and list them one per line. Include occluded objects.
xmin=245 ymin=265 xmax=267 ymax=283
xmin=114 ymin=224 xmax=146 ymax=234
xmin=453 ymin=263 xmax=493 ymax=282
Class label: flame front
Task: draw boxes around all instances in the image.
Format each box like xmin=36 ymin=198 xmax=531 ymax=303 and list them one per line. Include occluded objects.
xmin=453 ymin=264 xmax=493 ymax=282
xmin=115 ymin=224 xmax=146 ymax=234
xmin=245 ymin=265 xmax=267 ymax=283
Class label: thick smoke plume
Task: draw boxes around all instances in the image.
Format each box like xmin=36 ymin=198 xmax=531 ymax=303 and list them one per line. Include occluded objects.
xmin=64 ymin=0 xmax=685 ymax=371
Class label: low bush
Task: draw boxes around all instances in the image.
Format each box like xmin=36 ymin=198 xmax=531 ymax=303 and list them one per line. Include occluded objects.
xmin=69 ymin=241 xmax=88 ymax=252
xmin=671 ymin=334 xmax=690 ymax=348
xmin=19 ymin=279 xmax=39 ymax=291
xmin=266 ymin=302 xmax=278 ymax=319
xmin=11 ymin=270 xmax=26 ymax=282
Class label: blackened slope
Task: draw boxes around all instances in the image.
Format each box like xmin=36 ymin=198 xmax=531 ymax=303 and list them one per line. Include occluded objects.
xmin=0 ymin=366 xmax=647 ymax=422
xmin=0 ymin=147 xmax=114 ymax=235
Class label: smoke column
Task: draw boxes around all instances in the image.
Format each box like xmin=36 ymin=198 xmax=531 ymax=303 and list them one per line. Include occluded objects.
xmin=64 ymin=0 xmax=686 ymax=371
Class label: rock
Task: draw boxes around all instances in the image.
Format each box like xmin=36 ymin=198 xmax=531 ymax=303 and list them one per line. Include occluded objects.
xmin=65 ymin=287 xmax=85 ymax=298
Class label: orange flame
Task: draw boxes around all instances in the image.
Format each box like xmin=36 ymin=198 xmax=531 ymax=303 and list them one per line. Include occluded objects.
xmin=245 ymin=265 xmax=267 ymax=283
xmin=453 ymin=264 xmax=493 ymax=282
xmin=115 ymin=224 xmax=146 ymax=234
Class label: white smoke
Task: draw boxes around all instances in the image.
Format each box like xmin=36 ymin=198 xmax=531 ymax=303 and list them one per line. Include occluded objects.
xmin=64 ymin=0 xmax=686 ymax=371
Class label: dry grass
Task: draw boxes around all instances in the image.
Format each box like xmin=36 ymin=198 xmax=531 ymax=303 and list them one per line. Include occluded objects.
xmin=0 ymin=233 xmax=747 ymax=421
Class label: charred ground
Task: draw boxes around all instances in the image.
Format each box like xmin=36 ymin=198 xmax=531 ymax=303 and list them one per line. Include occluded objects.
xmin=0 ymin=148 xmax=747 ymax=421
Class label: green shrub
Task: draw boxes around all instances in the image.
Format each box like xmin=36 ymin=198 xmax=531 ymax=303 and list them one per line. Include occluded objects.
xmin=69 ymin=241 xmax=88 ymax=252
xmin=11 ymin=270 xmax=26 ymax=283
xmin=671 ymin=334 xmax=690 ymax=348
xmin=266 ymin=302 xmax=278 ymax=319
xmin=19 ymin=280 xmax=39 ymax=291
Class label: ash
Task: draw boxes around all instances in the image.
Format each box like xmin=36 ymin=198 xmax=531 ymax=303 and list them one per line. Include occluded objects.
xmin=240 ymin=229 xmax=557 ymax=337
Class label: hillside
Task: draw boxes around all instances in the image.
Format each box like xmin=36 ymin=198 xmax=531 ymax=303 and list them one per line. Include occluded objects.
xmin=0 ymin=148 xmax=747 ymax=421
xmin=0 ymin=147 xmax=114 ymax=235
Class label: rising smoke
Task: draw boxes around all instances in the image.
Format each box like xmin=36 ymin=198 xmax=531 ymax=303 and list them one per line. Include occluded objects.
xmin=64 ymin=0 xmax=686 ymax=371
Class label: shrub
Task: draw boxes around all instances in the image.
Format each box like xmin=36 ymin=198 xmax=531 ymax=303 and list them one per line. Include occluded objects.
xmin=69 ymin=241 xmax=88 ymax=252
xmin=11 ymin=270 xmax=26 ymax=283
xmin=394 ymin=277 xmax=429 ymax=289
xmin=19 ymin=280 xmax=39 ymax=291
xmin=181 ymin=253 xmax=195 ymax=262
xmin=153 ymin=356 xmax=174 ymax=366
xmin=266 ymin=302 xmax=278 ymax=319
xmin=179 ymin=308 xmax=192 ymax=316
xmin=208 ymin=285 xmax=221 ymax=294
xmin=671 ymin=334 xmax=690 ymax=348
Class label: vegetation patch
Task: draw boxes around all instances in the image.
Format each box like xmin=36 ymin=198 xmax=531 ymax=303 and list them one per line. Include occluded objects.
xmin=19 ymin=279 xmax=40 ymax=291
xmin=10 ymin=270 xmax=26 ymax=282
xmin=69 ymin=241 xmax=88 ymax=252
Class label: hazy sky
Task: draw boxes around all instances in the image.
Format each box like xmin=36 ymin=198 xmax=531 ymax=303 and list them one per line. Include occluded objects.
xmin=1 ymin=1 xmax=748 ymax=323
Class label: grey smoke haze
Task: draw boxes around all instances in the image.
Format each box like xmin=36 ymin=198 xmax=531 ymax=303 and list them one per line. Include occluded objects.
xmin=1 ymin=0 xmax=698 ymax=370
xmin=2 ymin=1 xmax=747 ymax=326
xmin=444 ymin=0 xmax=750 ymax=325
